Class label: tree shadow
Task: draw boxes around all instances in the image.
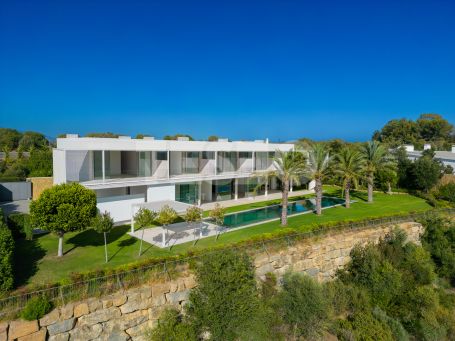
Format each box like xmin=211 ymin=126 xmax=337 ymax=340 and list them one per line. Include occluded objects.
xmin=108 ymin=237 xmax=137 ymax=261
xmin=14 ymin=235 xmax=46 ymax=288
xmin=66 ymin=225 xmax=130 ymax=252
xmin=351 ymin=190 xmax=368 ymax=202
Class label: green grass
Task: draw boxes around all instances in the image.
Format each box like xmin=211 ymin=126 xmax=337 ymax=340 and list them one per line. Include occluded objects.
xmin=14 ymin=190 xmax=431 ymax=288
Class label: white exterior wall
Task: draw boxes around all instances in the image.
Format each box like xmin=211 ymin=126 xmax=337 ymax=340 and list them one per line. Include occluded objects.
xmin=97 ymin=194 xmax=145 ymax=222
xmin=110 ymin=151 xmax=121 ymax=175
xmin=201 ymin=181 xmax=212 ymax=202
xmin=65 ymin=150 xmax=91 ymax=182
xmin=170 ymin=151 xmax=182 ymax=175
xmin=53 ymin=149 xmax=66 ymax=184
xmin=308 ymin=180 xmax=316 ymax=191
xmin=147 ymin=184 xmax=175 ymax=202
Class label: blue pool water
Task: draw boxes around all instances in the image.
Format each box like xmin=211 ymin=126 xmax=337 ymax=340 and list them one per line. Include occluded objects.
xmin=223 ymin=197 xmax=345 ymax=228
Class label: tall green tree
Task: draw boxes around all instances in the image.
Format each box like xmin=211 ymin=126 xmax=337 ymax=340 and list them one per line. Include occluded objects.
xmin=268 ymin=150 xmax=306 ymax=226
xmin=91 ymin=211 xmax=114 ymax=263
xmin=187 ymin=250 xmax=265 ymax=341
xmin=334 ymin=148 xmax=364 ymax=208
xmin=416 ymin=113 xmax=453 ymax=142
xmin=360 ymin=141 xmax=396 ymax=203
xmin=30 ymin=183 xmax=97 ymax=257
xmin=0 ymin=128 xmax=21 ymax=150
xmin=304 ymin=143 xmax=332 ymax=215
xmin=18 ymin=131 xmax=48 ymax=151
xmin=413 ymin=154 xmax=443 ymax=192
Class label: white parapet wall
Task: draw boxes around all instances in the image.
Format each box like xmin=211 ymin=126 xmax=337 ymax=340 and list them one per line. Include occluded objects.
xmin=146 ymin=184 xmax=176 ymax=202
xmin=97 ymin=194 xmax=145 ymax=222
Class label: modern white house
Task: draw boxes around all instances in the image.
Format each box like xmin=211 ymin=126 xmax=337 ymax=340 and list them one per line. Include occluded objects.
xmin=404 ymin=144 xmax=455 ymax=172
xmin=53 ymin=135 xmax=305 ymax=222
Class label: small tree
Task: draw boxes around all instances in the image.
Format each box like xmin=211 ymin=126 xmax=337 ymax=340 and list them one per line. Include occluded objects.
xmin=156 ymin=205 xmax=178 ymax=247
xmin=30 ymin=183 xmax=97 ymax=257
xmin=184 ymin=206 xmax=203 ymax=245
xmin=209 ymin=203 xmax=226 ymax=239
xmin=0 ymin=222 xmax=14 ymax=293
xmin=91 ymin=211 xmax=114 ymax=263
xmin=133 ymin=208 xmax=157 ymax=256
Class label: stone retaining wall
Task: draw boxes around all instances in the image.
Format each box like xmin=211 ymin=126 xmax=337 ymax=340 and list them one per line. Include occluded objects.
xmin=2 ymin=221 xmax=423 ymax=341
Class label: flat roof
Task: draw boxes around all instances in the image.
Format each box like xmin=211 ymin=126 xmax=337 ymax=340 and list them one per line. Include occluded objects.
xmin=55 ymin=137 xmax=294 ymax=152
xmin=407 ymin=150 xmax=455 ymax=161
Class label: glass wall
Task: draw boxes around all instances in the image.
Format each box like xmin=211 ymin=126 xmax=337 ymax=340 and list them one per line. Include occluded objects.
xmin=138 ymin=151 xmax=152 ymax=177
xmin=175 ymin=182 xmax=199 ymax=204
xmin=212 ymin=179 xmax=234 ymax=201
xmin=93 ymin=151 xmax=110 ymax=179
xmin=217 ymin=152 xmax=238 ymax=173
xmin=182 ymin=152 xmax=199 ymax=174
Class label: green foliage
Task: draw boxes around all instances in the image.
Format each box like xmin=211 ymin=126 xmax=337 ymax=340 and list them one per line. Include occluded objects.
xmin=27 ymin=148 xmax=52 ymax=177
xmin=187 ymin=250 xmax=264 ymax=341
xmin=85 ymin=132 xmax=119 ymax=138
xmin=0 ymin=208 xmax=4 ymax=223
xmin=91 ymin=211 xmax=114 ymax=234
xmin=133 ymin=208 xmax=157 ymax=229
xmin=0 ymin=128 xmax=21 ymax=150
xmin=0 ymin=222 xmax=14 ymax=293
xmin=420 ymin=214 xmax=455 ymax=285
xmin=372 ymin=307 xmax=410 ymax=341
xmin=156 ymin=205 xmax=178 ymax=227
xmin=435 ymin=183 xmax=455 ymax=203
xmin=20 ymin=295 xmax=53 ymax=321
xmin=30 ymin=183 xmax=97 ymax=235
xmin=208 ymin=203 xmax=226 ymax=226
xmin=18 ymin=131 xmax=48 ymax=151
xmin=207 ymin=135 xmax=219 ymax=141
xmin=148 ymin=308 xmax=197 ymax=341
xmin=183 ymin=206 xmax=203 ymax=225
xmin=7 ymin=213 xmax=33 ymax=240
xmin=278 ymin=272 xmax=329 ymax=338
xmin=413 ymin=155 xmax=443 ymax=192
xmin=343 ymin=311 xmax=394 ymax=341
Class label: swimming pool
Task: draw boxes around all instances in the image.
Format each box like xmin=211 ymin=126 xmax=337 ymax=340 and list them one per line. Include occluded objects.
xmin=223 ymin=197 xmax=345 ymax=228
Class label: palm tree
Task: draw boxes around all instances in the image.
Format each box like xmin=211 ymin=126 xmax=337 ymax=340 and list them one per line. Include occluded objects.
xmin=304 ymin=143 xmax=332 ymax=215
xmin=360 ymin=141 xmax=396 ymax=203
xmin=269 ymin=150 xmax=307 ymax=226
xmin=334 ymin=147 xmax=364 ymax=208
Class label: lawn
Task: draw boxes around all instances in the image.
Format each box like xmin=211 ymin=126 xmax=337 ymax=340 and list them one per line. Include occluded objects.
xmin=14 ymin=190 xmax=432 ymax=288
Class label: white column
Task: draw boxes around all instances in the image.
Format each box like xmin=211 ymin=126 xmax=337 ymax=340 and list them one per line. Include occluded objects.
xmin=215 ymin=151 xmax=218 ymax=175
xmin=265 ymin=176 xmax=268 ymax=196
xmin=198 ymin=181 xmax=202 ymax=206
xmin=290 ymin=180 xmax=293 ymax=192
xmin=234 ymin=178 xmax=239 ymax=200
xmin=252 ymin=152 xmax=256 ymax=171
xmin=102 ymin=150 xmax=105 ymax=181
xmin=162 ymin=229 xmax=166 ymax=247
xmin=167 ymin=151 xmax=170 ymax=179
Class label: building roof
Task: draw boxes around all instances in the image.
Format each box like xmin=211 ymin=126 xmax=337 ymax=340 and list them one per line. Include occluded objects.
xmin=407 ymin=150 xmax=455 ymax=161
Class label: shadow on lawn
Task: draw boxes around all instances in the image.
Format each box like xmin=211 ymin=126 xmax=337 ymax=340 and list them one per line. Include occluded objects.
xmin=66 ymin=225 xmax=130 ymax=252
xmin=108 ymin=238 xmax=137 ymax=261
xmin=14 ymin=235 xmax=46 ymax=288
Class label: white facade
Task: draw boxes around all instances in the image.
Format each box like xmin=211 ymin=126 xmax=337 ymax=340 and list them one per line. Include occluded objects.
xmin=53 ymin=136 xmax=303 ymax=222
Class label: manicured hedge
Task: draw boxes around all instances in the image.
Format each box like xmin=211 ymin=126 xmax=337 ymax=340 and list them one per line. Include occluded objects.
xmin=0 ymin=222 xmax=14 ymax=293
xmin=7 ymin=213 xmax=33 ymax=240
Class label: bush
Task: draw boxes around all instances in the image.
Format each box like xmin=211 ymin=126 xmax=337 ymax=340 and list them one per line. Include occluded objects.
xmin=372 ymin=307 xmax=409 ymax=341
xmin=7 ymin=213 xmax=33 ymax=240
xmin=148 ymin=308 xmax=197 ymax=341
xmin=20 ymin=295 xmax=53 ymax=320
xmin=0 ymin=208 xmax=4 ymax=223
xmin=0 ymin=223 xmax=14 ymax=293
xmin=436 ymin=183 xmax=455 ymax=203
xmin=278 ymin=272 xmax=330 ymax=339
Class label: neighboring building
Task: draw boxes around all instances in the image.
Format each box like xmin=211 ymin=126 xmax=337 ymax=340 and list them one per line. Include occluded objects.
xmin=53 ymin=135 xmax=303 ymax=222
xmin=405 ymin=145 xmax=455 ymax=172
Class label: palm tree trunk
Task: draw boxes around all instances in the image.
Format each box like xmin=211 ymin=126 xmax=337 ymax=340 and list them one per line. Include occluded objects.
xmin=345 ymin=181 xmax=351 ymax=208
xmin=281 ymin=179 xmax=289 ymax=226
xmin=315 ymin=178 xmax=322 ymax=215
xmin=367 ymin=174 xmax=374 ymax=203
xmin=104 ymin=232 xmax=108 ymax=263
xmin=57 ymin=230 xmax=64 ymax=257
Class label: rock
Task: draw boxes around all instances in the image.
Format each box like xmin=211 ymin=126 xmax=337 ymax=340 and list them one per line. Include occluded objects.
xmin=17 ymin=328 xmax=46 ymax=341
xmin=77 ymin=307 xmax=121 ymax=327
xmin=47 ymin=318 xmax=76 ymax=336
xmin=165 ymin=290 xmax=189 ymax=304
xmin=48 ymin=332 xmax=69 ymax=341
xmin=8 ymin=320 xmax=39 ymax=340
xmin=305 ymin=268 xmax=320 ymax=277
xmin=150 ymin=294 xmax=165 ymax=307
xmin=0 ymin=322 xmax=7 ymax=341
xmin=151 ymin=283 xmax=169 ymax=297
xmin=112 ymin=295 xmax=127 ymax=307
xmin=102 ymin=298 xmax=113 ymax=309
xmin=40 ymin=308 xmax=60 ymax=326
xmin=107 ymin=331 xmax=130 ymax=341
xmin=88 ymin=299 xmax=102 ymax=312
xmin=183 ymin=276 xmax=197 ymax=289
xmin=103 ymin=310 xmax=148 ymax=333
xmin=0 ymin=331 xmax=6 ymax=341
xmin=255 ymin=263 xmax=274 ymax=277
xmin=73 ymin=303 xmax=89 ymax=318
xmin=120 ymin=295 xmax=150 ymax=314
xmin=60 ymin=303 xmax=74 ymax=320
xmin=125 ymin=320 xmax=153 ymax=337
xmin=70 ymin=323 xmax=102 ymax=340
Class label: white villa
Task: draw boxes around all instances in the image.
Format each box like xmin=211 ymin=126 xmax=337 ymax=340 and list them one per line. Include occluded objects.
xmin=404 ymin=144 xmax=455 ymax=171
xmin=53 ymin=135 xmax=308 ymax=222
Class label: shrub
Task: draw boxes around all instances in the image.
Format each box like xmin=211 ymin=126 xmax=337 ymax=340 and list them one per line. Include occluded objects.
xmin=0 ymin=208 xmax=4 ymax=223
xmin=436 ymin=183 xmax=455 ymax=203
xmin=20 ymin=295 xmax=53 ymax=321
xmin=148 ymin=308 xmax=197 ymax=341
xmin=372 ymin=307 xmax=409 ymax=341
xmin=278 ymin=272 xmax=330 ymax=339
xmin=7 ymin=213 xmax=33 ymax=240
xmin=0 ymin=222 xmax=14 ymax=293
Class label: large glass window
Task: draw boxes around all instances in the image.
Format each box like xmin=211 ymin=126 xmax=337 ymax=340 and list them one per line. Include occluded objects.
xmin=182 ymin=152 xmax=199 ymax=174
xmin=138 ymin=151 xmax=152 ymax=177
xmin=213 ymin=179 xmax=234 ymax=201
xmin=156 ymin=151 xmax=167 ymax=160
xmin=217 ymin=152 xmax=238 ymax=173
xmin=93 ymin=151 xmax=110 ymax=179
xmin=176 ymin=183 xmax=199 ymax=204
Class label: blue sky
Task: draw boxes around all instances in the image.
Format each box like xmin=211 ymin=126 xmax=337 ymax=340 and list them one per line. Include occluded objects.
xmin=1 ymin=0 xmax=454 ymax=141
